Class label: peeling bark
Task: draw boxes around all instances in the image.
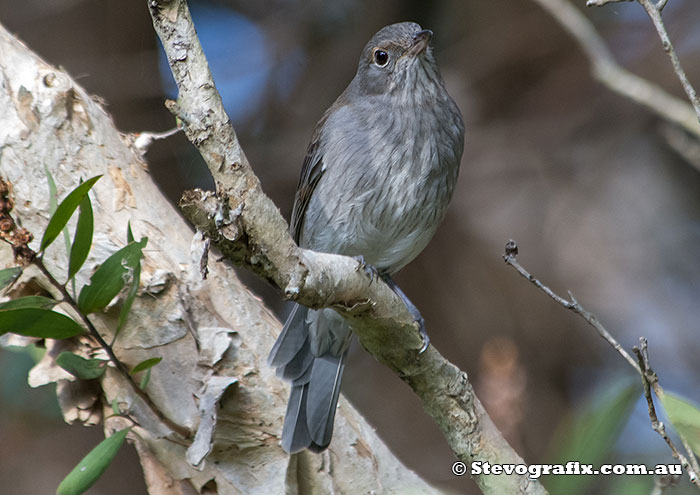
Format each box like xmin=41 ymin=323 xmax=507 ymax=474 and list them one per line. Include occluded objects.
xmin=0 ymin=21 xmax=440 ymax=495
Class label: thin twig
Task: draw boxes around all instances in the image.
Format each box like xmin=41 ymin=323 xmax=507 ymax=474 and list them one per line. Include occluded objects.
xmin=633 ymin=339 xmax=699 ymax=485
xmin=682 ymin=435 xmax=700 ymax=482
xmin=131 ymin=126 xmax=181 ymax=155
xmin=504 ymin=240 xmax=700 ymax=487
xmin=33 ymin=257 xmax=190 ymax=438
xmin=586 ymin=0 xmax=633 ymax=5
xmin=634 ymin=0 xmax=700 ymax=120
xmin=531 ymin=0 xmax=700 ymax=142
xmin=502 ymin=240 xmax=641 ymax=373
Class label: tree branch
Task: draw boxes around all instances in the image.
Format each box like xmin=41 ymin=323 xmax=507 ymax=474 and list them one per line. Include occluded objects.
xmin=0 ymin=19 xmax=445 ymax=494
xmin=587 ymin=0 xmax=700 ymax=121
xmin=503 ymin=240 xmax=700 ymax=487
xmin=633 ymin=339 xmax=700 ymax=485
xmin=148 ymin=0 xmax=547 ymax=492
xmin=531 ymin=0 xmax=700 ymax=144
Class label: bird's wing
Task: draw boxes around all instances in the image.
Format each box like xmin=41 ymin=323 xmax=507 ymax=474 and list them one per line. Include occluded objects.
xmin=289 ymin=113 xmax=330 ymax=245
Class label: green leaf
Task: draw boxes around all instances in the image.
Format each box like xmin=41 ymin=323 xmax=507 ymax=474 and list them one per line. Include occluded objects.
xmin=0 ymin=267 xmax=22 ymax=290
xmin=660 ymin=392 xmax=700 ymax=456
xmin=40 ymin=175 xmax=101 ymax=252
xmin=0 ymin=308 xmax=83 ymax=339
xmin=114 ymin=261 xmax=140 ymax=343
xmin=131 ymin=357 xmax=162 ymax=374
xmin=46 ymin=167 xmax=74 ymax=263
xmin=112 ymin=222 xmax=141 ymax=345
xmin=140 ymin=368 xmax=152 ymax=389
xmin=56 ymin=428 xmax=130 ymax=495
xmin=56 ymin=352 xmax=107 ymax=380
xmin=45 ymin=166 xmax=59 ymax=215
xmin=67 ymin=193 xmax=94 ymax=280
xmin=126 ymin=221 xmax=135 ymax=244
xmin=0 ymin=295 xmax=58 ymax=310
xmin=77 ymin=237 xmax=147 ymax=314
xmin=547 ymin=380 xmax=639 ymax=495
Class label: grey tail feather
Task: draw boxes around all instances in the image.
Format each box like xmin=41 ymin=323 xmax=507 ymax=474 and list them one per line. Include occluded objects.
xmin=268 ymin=304 xmax=308 ymax=368
xmin=306 ymin=353 xmax=346 ymax=448
xmin=280 ymin=383 xmax=312 ymax=453
xmin=273 ymin=304 xmax=347 ymax=453
xmin=281 ymin=354 xmax=346 ymax=453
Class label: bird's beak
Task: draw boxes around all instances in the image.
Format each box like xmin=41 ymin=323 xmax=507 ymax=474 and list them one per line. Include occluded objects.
xmin=409 ymin=29 xmax=433 ymax=57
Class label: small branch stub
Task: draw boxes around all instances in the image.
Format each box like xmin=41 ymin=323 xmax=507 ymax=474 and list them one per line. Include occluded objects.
xmin=504 ymin=239 xmax=519 ymax=258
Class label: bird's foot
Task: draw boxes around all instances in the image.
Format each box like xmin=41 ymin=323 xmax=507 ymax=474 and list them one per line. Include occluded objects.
xmin=414 ymin=313 xmax=430 ymax=354
xmin=380 ymin=274 xmax=431 ymax=354
xmin=353 ymin=255 xmax=379 ymax=284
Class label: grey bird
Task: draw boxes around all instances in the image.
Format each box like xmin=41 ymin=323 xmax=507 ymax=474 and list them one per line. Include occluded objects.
xmin=268 ymin=21 xmax=464 ymax=453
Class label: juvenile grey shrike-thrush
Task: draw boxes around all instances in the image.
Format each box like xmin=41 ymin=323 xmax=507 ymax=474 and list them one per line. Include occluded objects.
xmin=268 ymin=21 xmax=465 ymax=453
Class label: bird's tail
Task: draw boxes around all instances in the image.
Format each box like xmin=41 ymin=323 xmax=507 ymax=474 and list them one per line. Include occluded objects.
xmin=268 ymin=304 xmax=348 ymax=453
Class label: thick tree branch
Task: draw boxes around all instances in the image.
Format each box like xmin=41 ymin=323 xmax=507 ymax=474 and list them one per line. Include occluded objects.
xmin=0 ymin=19 xmax=443 ymax=495
xmin=149 ymin=0 xmax=547 ymax=492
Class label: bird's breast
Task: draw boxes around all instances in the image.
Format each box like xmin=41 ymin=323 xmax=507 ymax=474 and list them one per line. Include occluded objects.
xmin=301 ymin=97 xmax=462 ymax=273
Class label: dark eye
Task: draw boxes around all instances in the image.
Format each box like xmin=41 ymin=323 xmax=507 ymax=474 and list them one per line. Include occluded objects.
xmin=373 ymin=49 xmax=389 ymax=67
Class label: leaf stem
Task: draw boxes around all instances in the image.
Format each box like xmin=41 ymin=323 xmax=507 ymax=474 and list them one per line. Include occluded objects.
xmin=33 ymin=258 xmax=190 ymax=438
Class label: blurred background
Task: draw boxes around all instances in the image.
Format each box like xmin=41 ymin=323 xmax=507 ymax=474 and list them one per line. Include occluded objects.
xmin=1 ymin=0 xmax=700 ymax=493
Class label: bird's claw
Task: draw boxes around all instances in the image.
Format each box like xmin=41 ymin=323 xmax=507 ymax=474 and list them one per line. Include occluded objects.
xmin=380 ymin=273 xmax=431 ymax=354
xmin=416 ymin=316 xmax=430 ymax=354
xmin=353 ymin=255 xmax=379 ymax=284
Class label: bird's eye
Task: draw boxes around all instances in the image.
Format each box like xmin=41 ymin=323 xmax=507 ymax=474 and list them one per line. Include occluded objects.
xmin=373 ymin=49 xmax=389 ymax=67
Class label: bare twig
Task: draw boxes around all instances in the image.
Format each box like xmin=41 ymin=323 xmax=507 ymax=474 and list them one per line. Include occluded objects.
xmin=531 ymin=0 xmax=700 ymax=142
xmin=131 ymin=126 xmax=180 ymax=155
xmin=504 ymin=240 xmax=700 ymax=487
xmin=682 ymin=436 xmax=700 ymax=482
xmin=633 ymin=339 xmax=699 ymax=485
xmin=586 ymin=0 xmax=633 ymax=6
xmin=631 ymin=0 xmax=700 ymax=119
xmin=502 ymin=240 xmax=641 ymax=373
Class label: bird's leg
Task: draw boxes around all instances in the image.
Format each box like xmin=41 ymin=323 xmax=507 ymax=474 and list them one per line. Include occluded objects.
xmin=380 ymin=274 xmax=430 ymax=354
xmin=353 ymin=255 xmax=379 ymax=284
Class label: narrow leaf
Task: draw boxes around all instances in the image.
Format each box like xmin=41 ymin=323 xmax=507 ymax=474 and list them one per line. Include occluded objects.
xmin=56 ymin=352 xmax=107 ymax=380
xmin=131 ymin=357 xmax=162 ymax=374
xmin=67 ymin=193 xmax=94 ymax=280
xmin=77 ymin=238 xmax=147 ymax=314
xmin=45 ymin=166 xmax=59 ymax=215
xmin=114 ymin=254 xmax=140 ymax=343
xmin=0 ymin=295 xmax=58 ymax=311
xmin=0 ymin=308 xmax=83 ymax=339
xmin=46 ymin=167 xmax=74 ymax=263
xmin=40 ymin=175 xmax=101 ymax=252
xmin=113 ymin=221 xmax=139 ymax=345
xmin=661 ymin=392 xmax=700 ymax=456
xmin=140 ymin=368 xmax=152 ymax=389
xmin=0 ymin=267 xmax=22 ymax=290
xmin=126 ymin=221 xmax=135 ymax=244
xmin=56 ymin=428 xmax=130 ymax=495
